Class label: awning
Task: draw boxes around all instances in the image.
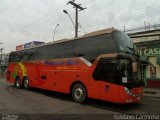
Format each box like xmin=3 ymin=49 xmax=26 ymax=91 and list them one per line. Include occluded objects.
xmin=140 ymin=56 xmax=153 ymax=66
xmin=141 ymin=56 xmax=148 ymax=65
xmin=141 ymin=60 xmax=153 ymax=66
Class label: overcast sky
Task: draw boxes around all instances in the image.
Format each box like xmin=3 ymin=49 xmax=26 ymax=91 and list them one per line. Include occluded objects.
xmin=0 ymin=0 xmax=160 ymax=53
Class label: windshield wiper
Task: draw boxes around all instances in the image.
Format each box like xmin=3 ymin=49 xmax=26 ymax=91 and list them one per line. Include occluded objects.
xmin=126 ymin=46 xmax=136 ymax=52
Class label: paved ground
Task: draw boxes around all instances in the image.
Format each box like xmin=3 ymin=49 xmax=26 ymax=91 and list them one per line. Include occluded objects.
xmin=0 ymin=79 xmax=160 ymax=120
xmin=144 ymin=88 xmax=160 ymax=99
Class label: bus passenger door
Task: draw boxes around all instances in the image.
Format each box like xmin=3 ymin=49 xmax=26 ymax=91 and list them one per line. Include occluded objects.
xmin=92 ymin=58 xmax=119 ymax=102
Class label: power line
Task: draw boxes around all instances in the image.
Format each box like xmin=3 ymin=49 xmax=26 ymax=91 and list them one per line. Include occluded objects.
xmin=81 ymin=0 xmax=98 ymax=5
xmin=16 ymin=4 xmax=160 ymax=34
xmin=79 ymin=23 xmax=87 ymax=33
xmin=5 ymin=1 xmax=160 ymax=43
xmin=80 ymin=6 xmax=160 ymax=25
xmin=82 ymin=8 xmax=160 ymax=27
xmin=15 ymin=10 xmax=160 ymax=40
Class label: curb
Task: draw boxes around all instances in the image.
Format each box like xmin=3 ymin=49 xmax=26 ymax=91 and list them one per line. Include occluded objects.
xmin=144 ymin=94 xmax=160 ymax=99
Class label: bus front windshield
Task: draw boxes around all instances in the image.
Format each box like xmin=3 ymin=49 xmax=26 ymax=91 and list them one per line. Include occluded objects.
xmin=93 ymin=57 xmax=143 ymax=88
xmin=119 ymin=59 xmax=143 ymax=87
xmin=113 ymin=31 xmax=136 ymax=53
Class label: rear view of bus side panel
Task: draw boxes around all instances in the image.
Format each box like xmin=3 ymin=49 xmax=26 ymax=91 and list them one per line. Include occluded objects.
xmin=23 ymin=62 xmax=40 ymax=88
xmin=6 ymin=63 xmax=16 ymax=83
xmin=6 ymin=61 xmax=39 ymax=88
xmin=35 ymin=60 xmax=63 ymax=91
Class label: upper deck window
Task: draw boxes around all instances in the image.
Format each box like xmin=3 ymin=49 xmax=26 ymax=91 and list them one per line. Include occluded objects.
xmin=113 ymin=31 xmax=136 ymax=53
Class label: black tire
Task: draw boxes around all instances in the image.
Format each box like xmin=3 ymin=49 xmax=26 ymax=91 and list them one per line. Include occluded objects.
xmin=14 ymin=77 xmax=22 ymax=89
xmin=71 ymin=84 xmax=87 ymax=103
xmin=23 ymin=77 xmax=29 ymax=89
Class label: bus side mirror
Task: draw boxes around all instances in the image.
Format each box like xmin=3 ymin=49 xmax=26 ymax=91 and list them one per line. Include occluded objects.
xmin=78 ymin=53 xmax=85 ymax=57
xmin=74 ymin=53 xmax=85 ymax=57
xmin=132 ymin=62 xmax=138 ymax=73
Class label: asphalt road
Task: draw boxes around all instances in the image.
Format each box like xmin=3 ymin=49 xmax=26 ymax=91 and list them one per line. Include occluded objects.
xmin=0 ymin=79 xmax=160 ymax=120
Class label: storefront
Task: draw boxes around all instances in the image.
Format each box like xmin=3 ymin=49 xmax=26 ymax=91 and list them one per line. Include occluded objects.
xmin=0 ymin=63 xmax=7 ymax=78
xmin=0 ymin=54 xmax=9 ymax=78
xmin=136 ymin=40 xmax=160 ymax=89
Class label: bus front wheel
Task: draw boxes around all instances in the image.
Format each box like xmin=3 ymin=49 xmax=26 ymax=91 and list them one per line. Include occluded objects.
xmin=71 ymin=84 xmax=87 ymax=103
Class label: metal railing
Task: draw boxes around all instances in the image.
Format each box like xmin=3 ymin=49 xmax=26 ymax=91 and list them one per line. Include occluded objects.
xmin=124 ymin=24 xmax=160 ymax=34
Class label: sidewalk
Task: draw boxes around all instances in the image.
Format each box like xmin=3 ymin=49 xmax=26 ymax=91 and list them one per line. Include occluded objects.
xmin=144 ymin=88 xmax=160 ymax=99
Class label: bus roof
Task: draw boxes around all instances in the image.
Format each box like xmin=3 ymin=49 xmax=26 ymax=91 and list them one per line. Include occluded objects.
xmin=82 ymin=27 xmax=116 ymax=38
xmin=13 ymin=27 xmax=117 ymax=52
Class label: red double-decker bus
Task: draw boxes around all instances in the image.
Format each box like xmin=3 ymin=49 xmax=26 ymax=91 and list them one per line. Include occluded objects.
xmin=6 ymin=28 xmax=144 ymax=104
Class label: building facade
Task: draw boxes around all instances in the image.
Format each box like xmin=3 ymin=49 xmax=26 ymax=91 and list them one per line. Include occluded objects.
xmin=0 ymin=53 xmax=9 ymax=78
xmin=129 ymin=29 xmax=160 ymax=89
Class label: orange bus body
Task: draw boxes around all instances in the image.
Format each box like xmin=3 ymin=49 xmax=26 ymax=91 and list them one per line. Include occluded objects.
xmin=7 ymin=56 xmax=143 ymax=104
xmin=6 ymin=28 xmax=143 ymax=104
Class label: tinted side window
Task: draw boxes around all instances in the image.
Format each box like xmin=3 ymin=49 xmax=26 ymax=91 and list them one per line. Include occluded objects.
xmin=42 ymin=34 xmax=117 ymax=62
xmin=9 ymin=33 xmax=118 ymax=62
xmin=41 ymin=42 xmax=75 ymax=60
xmin=93 ymin=58 xmax=119 ymax=84
xmin=9 ymin=50 xmax=42 ymax=62
xmin=74 ymin=34 xmax=117 ymax=62
xmin=9 ymin=52 xmax=17 ymax=62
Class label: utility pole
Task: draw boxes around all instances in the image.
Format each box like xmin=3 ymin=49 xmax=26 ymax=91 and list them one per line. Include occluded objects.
xmin=144 ymin=21 xmax=146 ymax=31
xmin=124 ymin=25 xmax=126 ymax=32
xmin=0 ymin=48 xmax=3 ymax=62
xmin=0 ymin=48 xmax=3 ymax=75
xmin=67 ymin=1 xmax=86 ymax=38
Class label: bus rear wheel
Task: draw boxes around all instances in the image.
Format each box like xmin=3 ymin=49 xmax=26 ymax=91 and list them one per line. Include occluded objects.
xmin=71 ymin=84 xmax=87 ymax=103
xmin=23 ymin=77 xmax=29 ymax=89
xmin=15 ymin=77 xmax=22 ymax=89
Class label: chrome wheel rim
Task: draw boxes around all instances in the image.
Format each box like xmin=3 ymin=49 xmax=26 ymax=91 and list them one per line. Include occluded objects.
xmin=24 ymin=79 xmax=28 ymax=88
xmin=16 ymin=80 xmax=20 ymax=88
xmin=75 ymin=88 xmax=83 ymax=100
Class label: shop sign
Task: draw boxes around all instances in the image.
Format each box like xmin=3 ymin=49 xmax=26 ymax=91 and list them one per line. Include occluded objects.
xmin=138 ymin=47 xmax=160 ymax=56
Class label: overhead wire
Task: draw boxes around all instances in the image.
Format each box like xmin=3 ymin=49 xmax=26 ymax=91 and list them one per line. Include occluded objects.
xmin=80 ymin=5 xmax=160 ymax=24
xmin=81 ymin=7 xmax=160 ymax=27
xmin=21 ymin=4 xmax=160 ymax=32
xmin=7 ymin=1 xmax=160 ymax=43
xmin=15 ymin=0 xmax=160 ymax=31
xmin=78 ymin=23 xmax=87 ymax=33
